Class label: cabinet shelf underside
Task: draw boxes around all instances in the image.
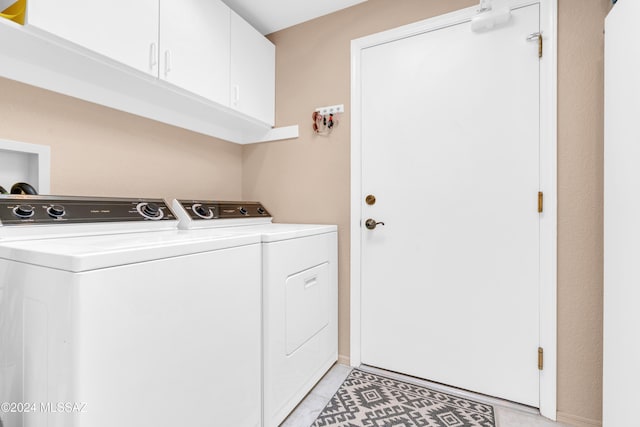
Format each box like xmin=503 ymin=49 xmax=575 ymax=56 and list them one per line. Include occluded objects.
xmin=0 ymin=19 xmax=298 ymax=144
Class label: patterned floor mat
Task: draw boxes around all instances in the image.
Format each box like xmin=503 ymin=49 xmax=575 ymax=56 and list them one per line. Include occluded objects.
xmin=311 ymin=369 xmax=495 ymax=427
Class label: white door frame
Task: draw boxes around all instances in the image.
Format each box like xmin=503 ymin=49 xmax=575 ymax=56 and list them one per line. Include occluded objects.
xmin=350 ymin=0 xmax=558 ymax=419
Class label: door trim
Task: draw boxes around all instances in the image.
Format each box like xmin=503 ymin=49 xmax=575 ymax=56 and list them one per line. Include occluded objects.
xmin=349 ymin=0 xmax=558 ymax=419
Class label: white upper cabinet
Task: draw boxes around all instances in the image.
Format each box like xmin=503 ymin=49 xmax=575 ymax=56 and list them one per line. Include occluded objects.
xmin=27 ymin=0 xmax=231 ymax=105
xmin=27 ymin=0 xmax=160 ymax=76
xmin=230 ymin=11 xmax=275 ymax=126
xmin=8 ymin=1 xmax=291 ymax=141
xmin=159 ymin=0 xmax=230 ymax=106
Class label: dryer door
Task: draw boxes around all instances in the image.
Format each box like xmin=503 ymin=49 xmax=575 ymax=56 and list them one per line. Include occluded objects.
xmin=285 ymin=262 xmax=330 ymax=355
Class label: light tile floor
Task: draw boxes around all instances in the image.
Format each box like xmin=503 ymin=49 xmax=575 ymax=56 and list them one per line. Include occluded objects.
xmin=281 ymin=364 xmax=572 ymax=427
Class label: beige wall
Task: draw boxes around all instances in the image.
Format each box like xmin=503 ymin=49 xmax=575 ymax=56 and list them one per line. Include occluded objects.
xmin=557 ymin=0 xmax=610 ymax=425
xmin=0 ymin=78 xmax=242 ymax=200
xmin=243 ymin=0 xmax=610 ymax=425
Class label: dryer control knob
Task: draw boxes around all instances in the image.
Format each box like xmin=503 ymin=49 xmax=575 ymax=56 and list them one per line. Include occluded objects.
xmin=47 ymin=205 xmax=66 ymax=218
xmin=193 ymin=204 xmax=212 ymax=219
xmin=257 ymin=207 xmax=266 ymax=215
xmin=140 ymin=202 xmax=162 ymax=219
xmin=238 ymin=207 xmax=248 ymax=216
xmin=14 ymin=204 xmax=35 ymax=218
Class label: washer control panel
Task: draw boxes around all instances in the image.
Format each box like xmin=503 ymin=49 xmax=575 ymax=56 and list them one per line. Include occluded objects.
xmin=0 ymin=196 xmax=177 ymax=225
xmin=178 ymin=200 xmax=271 ymax=221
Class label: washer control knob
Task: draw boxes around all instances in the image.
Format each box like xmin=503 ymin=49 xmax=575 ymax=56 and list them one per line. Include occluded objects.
xmin=238 ymin=207 xmax=248 ymax=216
xmin=14 ymin=204 xmax=35 ymax=218
xmin=257 ymin=207 xmax=266 ymax=215
xmin=47 ymin=205 xmax=66 ymax=218
xmin=193 ymin=204 xmax=212 ymax=218
xmin=140 ymin=202 xmax=162 ymax=219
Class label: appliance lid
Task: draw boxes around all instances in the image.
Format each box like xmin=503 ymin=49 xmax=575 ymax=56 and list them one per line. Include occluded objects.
xmin=0 ymin=228 xmax=261 ymax=272
xmin=236 ymin=223 xmax=338 ymax=242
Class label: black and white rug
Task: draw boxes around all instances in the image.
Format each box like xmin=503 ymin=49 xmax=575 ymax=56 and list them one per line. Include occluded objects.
xmin=311 ymin=369 xmax=495 ymax=427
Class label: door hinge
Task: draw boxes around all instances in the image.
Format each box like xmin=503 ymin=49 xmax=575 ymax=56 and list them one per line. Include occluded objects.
xmin=527 ymin=32 xmax=543 ymax=58
xmin=538 ymin=347 xmax=544 ymax=370
xmin=538 ymin=191 xmax=543 ymax=213
xmin=538 ymin=35 xmax=543 ymax=58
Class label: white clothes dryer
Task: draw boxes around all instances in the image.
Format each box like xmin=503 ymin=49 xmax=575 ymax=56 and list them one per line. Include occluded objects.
xmin=172 ymin=200 xmax=338 ymax=427
xmin=0 ymin=195 xmax=262 ymax=427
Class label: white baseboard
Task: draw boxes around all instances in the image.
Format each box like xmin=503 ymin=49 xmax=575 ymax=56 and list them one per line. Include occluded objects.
xmin=557 ymin=412 xmax=602 ymax=427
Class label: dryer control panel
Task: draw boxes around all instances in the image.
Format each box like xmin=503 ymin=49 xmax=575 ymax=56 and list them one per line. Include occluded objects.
xmin=177 ymin=200 xmax=271 ymax=221
xmin=0 ymin=195 xmax=177 ymax=225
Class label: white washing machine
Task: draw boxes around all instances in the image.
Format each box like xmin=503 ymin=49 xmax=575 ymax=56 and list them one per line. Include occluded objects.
xmin=172 ymin=200 xmax=338 ymax=427
xmin=0 ymin=195 xmax=263 ymax=427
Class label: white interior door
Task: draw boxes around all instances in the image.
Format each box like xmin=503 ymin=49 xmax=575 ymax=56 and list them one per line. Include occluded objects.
xmin=604 ymin=1 xmax=640 ymax=425
xmin=360 ymin=4 xmax=541 ymax=407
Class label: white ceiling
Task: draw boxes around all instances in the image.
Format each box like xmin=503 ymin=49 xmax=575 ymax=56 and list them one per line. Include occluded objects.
xmin=221 ymin=0 xmax=368 ymax=35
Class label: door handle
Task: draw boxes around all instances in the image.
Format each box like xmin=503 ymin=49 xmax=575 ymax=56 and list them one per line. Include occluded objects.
xmin=233 ymin=84 xmax=240 ymax=107
xmin=365 ymin=218 xmax=385 ymax=230
xmin=164 ymin=50 xmax=172 ymax=76
xmin=149 ymin=42 xmax=158 ymax=71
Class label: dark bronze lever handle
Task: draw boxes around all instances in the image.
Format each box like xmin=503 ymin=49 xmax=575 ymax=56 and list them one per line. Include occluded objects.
xmin=365 ymin=218 xmax=385 ymax=230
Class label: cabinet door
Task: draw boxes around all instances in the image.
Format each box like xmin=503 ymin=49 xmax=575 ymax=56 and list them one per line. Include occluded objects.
xmin=27 ymin=0 xmax=160 ymax=76
xmin=159 ymin=0 xmax=230 ymax=105
xmin=230 ymin=11 xmax=275 ymax=126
